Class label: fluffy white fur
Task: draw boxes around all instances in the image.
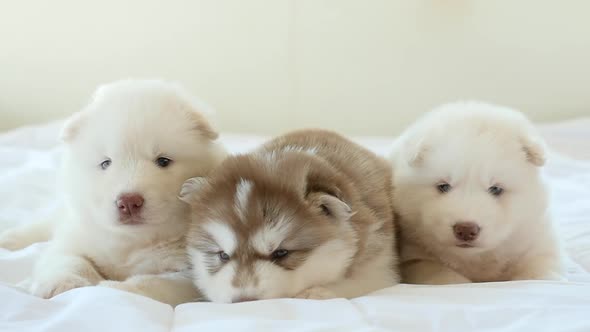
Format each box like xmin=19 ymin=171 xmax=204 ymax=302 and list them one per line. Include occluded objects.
xmin=390 ymin=102 xmax=565 ymax=284
xmin=0 ymin=80 xmax=227 ymax=305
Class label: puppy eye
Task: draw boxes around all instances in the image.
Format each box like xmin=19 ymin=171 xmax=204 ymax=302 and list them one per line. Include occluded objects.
xmin=218 ymin=251 xmax=230 ymax=262
xmin=437 ymin=183 xmax=452 ymax=193
xmin=100 ymin=159 xmax=111 ymax=170
xmin=271 ymin=249 xmax=289 ymax=260
xmin=488 ymin=185 xmax=504 ymax=196
xmin=155 ymin=157 xmax=173 ymax=168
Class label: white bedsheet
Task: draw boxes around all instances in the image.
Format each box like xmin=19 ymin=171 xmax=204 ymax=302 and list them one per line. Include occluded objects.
xmin=1 ymin=120 xmax=589 ymax=331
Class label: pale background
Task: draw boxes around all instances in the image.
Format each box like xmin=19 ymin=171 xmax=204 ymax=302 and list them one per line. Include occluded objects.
xmin=1 ymin=0 xmax=589 ymax=136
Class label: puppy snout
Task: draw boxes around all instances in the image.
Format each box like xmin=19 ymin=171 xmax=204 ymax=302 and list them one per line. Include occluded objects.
xmin=453 ymin=222 xmax=480 ymax=242
xmin=116 ymin=193 xmax=144 ymax=217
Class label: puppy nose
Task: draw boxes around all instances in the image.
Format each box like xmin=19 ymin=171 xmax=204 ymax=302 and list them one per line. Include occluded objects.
xmin=116 ymin=193 xmax=144 ymax=217
xmin=453 ymin=222 xmax=480 ymax=242
xmin=232 ymin=296 xmax=258 ymax=303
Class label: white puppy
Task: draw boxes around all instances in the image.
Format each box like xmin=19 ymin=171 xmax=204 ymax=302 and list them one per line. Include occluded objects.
xmin=0 ymin=80 xmax=227 ymax=305
xmin=390 ymin=102 xmax=565 ymax=284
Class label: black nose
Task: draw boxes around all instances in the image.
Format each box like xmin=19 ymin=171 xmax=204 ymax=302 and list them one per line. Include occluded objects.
xmin=453 ymin=222 xmax=480 ymax=242
xmin=116 ymin=193 xmax=144 ymax=218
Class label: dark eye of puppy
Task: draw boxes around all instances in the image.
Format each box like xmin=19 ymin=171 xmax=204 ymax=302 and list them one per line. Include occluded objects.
xmin=271 ymin=249 xmax=289 ymax=260
xmin=488 ymin=185 xmax=504 ymax=196
xmin=437 ymin=183 xmax=452 ymax=193
xmin=155 ymin=157 xmax=173 ymax=168
xmin=100 ymin=159 xmax=111 ymax=170
xmin=218 ymin=251 xmax=230 ymax=262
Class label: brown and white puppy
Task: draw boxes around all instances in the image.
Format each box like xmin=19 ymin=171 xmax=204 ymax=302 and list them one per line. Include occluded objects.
xmin=179 ymin=129 xmax=399 ymax=303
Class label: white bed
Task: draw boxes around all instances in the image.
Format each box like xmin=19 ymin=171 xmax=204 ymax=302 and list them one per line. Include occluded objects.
xmin=1 ymin=119 xmax=589 ymax=331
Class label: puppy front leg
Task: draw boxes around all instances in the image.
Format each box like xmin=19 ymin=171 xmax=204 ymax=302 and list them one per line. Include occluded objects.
xmin=99 ymin=272 xmax=202 ymax=306
xmin=295 ymin=273 xmax=395 ymax=300
xmin=30 ymin=253 xmax=104 ymax=298
xmin=294 ymin=286 xmax=338 ymax=300
xmin=510 ymin=253 xmax=566 ymax=281
xmin=296 ymin=255 xmax=399 ymax=300
xmin=402 ymin=259 xmax=471 ymax=284
xmin=0 ymin=218 xmax=54 ymax=250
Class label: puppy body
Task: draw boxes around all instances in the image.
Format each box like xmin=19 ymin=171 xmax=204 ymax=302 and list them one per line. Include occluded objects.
xmin=181 ymin=129 xmax=398 ymax=303
xmin=3 ymin=80 xmax=227 ymax=305
xmin=391 ymin=102 xmax=565 ymax=284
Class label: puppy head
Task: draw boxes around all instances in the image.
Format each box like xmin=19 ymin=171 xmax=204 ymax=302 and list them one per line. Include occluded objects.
xmin=180 ymin=153 xmax=357 ymax=303
xmin=60 ymin=79 xmax=226 ymax=235
xmin=392 ymin=102 xmax=548 ymax=253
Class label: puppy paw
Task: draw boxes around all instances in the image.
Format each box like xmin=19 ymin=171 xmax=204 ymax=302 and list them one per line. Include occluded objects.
xmin=98 ymin=280 xmax=141 ymax=294
xmin=30 ymin=275 xmax=92 ymax=298
xmin=512 ymin=271 xmax=567 ymax=282
xmin=0 ymin=229 xmax=32 ymax=250
xmin=16 ymin=278 xmax=32 ymax=291
xmin=424 ymin=274 xmax=472 ymax=285
xmin=294 ymin=286 xmax=337 ymax=300
xmin=545 ymin=272 xmax=568 ymax=282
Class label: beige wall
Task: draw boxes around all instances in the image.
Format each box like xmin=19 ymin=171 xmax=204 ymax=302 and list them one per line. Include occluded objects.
xmin=1 ymin=0 xmax=589 ymax=135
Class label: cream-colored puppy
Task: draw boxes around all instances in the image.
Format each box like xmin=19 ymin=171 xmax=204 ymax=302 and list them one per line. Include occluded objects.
xmin=0 ymin=80 xmax=226 ymax=305
xmin=180 ymin=129 xmax=399 ymax=303
xmin=390 ymin=102 xmax=565 ymax=284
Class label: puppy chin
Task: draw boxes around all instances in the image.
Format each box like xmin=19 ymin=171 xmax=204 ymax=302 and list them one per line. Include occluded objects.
xmin=105 ymin=221 xmax=142 ymax=233
xmin=448 ymin=244 xmax=488 ymax=256
xmin=118 ymin=216 xmax=145 ymax=226
xmin=204 ymin=289 xmax=234 ymax=304
xmin=455 ymin=242 xmax=477 ymax=249
xmin=99 ymin=215 xmax=150 ymax=233
xmin=449 ymin=235 xmax=497 ymax=252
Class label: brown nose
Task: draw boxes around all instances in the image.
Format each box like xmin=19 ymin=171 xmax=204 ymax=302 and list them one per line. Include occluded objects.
xmin=116 ymin=193 xmax=144 ymax=217
xmin=453 ymin=222 xmax=480 ymax=242
xmin=232 ymin=296 xmax=258 ymax=303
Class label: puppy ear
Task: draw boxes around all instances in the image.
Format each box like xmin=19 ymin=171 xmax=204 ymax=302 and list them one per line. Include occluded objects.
xmin=174 ymin=84 xmax=220 ymax=141
xmin=60 ymin=111 xmax=86 ymax=142
xmin=61 ymin=83 xmax=108 ymax=142
xmin=311 ymin=193 xmax=353 ymax=222
xmin=188 ymin=111 xmax=219 ymax=141
xmin=521 ymin=135 xmax=546 ymax=166
xmin=303 ymin=160 xmax=354 ymax=221
xmin=407 ymin=143 xmax=427 ymax=167
xmin=179 ymin=177 xmax=209 ymax=203
xmin=304 ymin=176 xmax=353 ymax=222
xmin=395 ymin=137 xmax=428 ymax=167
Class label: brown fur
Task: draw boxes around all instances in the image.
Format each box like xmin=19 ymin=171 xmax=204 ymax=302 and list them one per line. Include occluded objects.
xmin=185 ymin=129 xmax=399 ymax=299
xmin=261 ymin=129 xmax=397 ymax=277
